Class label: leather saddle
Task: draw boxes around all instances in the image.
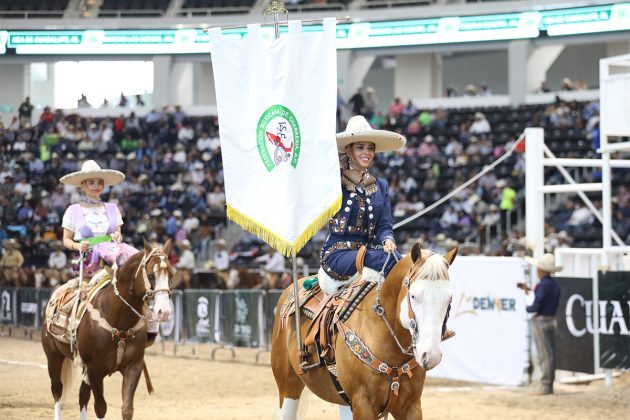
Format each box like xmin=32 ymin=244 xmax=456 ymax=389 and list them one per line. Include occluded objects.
xmin=298 ymin=246 xmax=368 ymax=372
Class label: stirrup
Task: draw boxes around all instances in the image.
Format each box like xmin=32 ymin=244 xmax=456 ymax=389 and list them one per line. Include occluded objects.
xmin=441 ymin=329 xmax=456 ymax=342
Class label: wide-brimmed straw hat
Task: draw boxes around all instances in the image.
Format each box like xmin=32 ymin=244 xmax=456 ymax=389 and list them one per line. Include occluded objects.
xmin=525 ymin=253 xmax=563 ymax=273
xmin=60 ymin=160 xmax=124 ymax=187
xmin=3 ymin=238 xmax=20 ymax=249
xmin=336 ymin=116 xmax=406 ymax=153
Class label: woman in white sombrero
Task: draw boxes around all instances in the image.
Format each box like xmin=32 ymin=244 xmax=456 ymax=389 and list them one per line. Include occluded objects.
xmin=60 ymin=160 xmax=138 ymax=283
xmin=319 ymin=115 xmax=405 ymax=292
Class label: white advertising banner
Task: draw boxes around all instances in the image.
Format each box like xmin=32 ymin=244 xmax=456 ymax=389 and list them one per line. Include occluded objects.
xmin=209 ymin=19 xmax=341 ymax=257
xmin=428 ymin=256 xmax=530 ymax=386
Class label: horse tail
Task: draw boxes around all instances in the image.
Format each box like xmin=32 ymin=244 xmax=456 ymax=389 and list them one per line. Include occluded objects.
xmin=143 ymin=361 xmax=154 ymax=394
xmin=60 ymin=357 xmax=75 ymax=402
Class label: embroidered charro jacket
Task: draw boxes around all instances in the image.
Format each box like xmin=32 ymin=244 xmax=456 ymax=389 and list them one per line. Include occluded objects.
xmin=321 ymin=170 xmax=394 ymax=274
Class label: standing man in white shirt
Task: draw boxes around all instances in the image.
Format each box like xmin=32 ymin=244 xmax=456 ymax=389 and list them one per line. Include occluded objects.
xmin=175 ymin=239 xmax=196 ymax=289
xmin=212 ymin=239 xmax=230 ymax=287
xmin=255 ymin=247 xmax=286 ymax=289
xmin=46 ymin=241 xmax=68 ymax=288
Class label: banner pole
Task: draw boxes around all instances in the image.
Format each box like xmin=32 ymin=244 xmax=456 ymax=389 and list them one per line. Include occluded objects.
xmin=291 ymin=254 xmax=303 ymax=353
xmin=263 ymin=0 xmax=303 ymax=356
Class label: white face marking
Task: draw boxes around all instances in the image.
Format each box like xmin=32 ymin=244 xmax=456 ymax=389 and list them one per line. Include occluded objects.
xmin=150 ymin=264 xmax=172 ymax=322
xmin=400 ymin=279 xmax=452 ymax=370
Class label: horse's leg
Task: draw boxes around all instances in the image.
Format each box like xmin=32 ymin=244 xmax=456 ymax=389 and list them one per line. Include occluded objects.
xmin=348 ymin=396 xmax=378 ymax=420
xmin=79 ymin=378 xmax=91 ymax=420
xmin=120 ymin=362 xmax=144 ymax=420
xmin=394 ymin=401 xmax=423 ymax=420
xmin=271 ymin=339 xmax=304 ymax=419
xmin=45 ymin=353 xmax=64 ymax=420
xmin=42 ymin=332 xmax=64 ymax=420
xmin=86 ymin=368 xmax=107 ymax=419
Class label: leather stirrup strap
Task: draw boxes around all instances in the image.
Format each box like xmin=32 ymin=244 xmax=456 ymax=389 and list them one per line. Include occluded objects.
xmin=355 ymin=245 xmax=367 ymax=276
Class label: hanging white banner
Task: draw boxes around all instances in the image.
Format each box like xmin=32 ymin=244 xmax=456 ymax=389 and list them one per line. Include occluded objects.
xmin=210 ymin=19 xmax=341 ymax=256
xmin=429 ymin=256 xmax=530 ymax=386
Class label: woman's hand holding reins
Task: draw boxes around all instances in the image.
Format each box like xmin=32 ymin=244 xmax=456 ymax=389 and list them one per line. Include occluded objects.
xmin=383 ymin=238 xmax=397 ymax=253
xmin=111 ymin=231 xmax=122 ymax=243
xmin=78 ymin=241 xmax=90 ymax=253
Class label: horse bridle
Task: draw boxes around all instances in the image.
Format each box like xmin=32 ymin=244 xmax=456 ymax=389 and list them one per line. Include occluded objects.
xmin=111 ymin=247 xmax=173 ymax=320
xmin=133 ymin=247 xmax=174 ymax=302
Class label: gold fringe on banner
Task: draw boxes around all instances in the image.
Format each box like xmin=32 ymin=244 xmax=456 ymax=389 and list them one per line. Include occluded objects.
xmin=226 ymin=194 xmax=342 ymax=257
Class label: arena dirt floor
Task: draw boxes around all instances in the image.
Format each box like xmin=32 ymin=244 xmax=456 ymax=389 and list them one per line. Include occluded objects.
xmin=0 ymin=329 xmax=628 ymax=420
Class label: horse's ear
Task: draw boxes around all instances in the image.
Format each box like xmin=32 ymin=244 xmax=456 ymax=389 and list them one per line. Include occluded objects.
xmin=444 ymin=246 xmax=458 ymax=266
xmin=411 ymin=242 xmax=423 ymax=263
xmin=163 ymin=238 xmax=172 ymax=255
xmin=143 ymin=238 xmax=152 ymax=254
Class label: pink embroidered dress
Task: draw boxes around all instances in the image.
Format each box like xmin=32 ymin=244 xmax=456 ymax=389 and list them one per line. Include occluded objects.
xmin=62 ymin=202 xmax=139 ymax=277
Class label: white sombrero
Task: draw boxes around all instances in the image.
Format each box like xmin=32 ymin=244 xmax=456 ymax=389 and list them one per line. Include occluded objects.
xmin=60 ymin=160 xmax=125 ymax=187
xmin=336 ymin=116 xmax=406 ymax=153
xmin=525 ymin=253 xmax=563 ymax=273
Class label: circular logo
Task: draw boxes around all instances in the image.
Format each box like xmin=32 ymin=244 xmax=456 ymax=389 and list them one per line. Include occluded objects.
xmin=256 ymin=105 xmax=301 ymax=172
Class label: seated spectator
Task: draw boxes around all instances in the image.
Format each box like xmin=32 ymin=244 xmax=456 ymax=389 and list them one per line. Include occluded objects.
xmin=568 ymin=202 xmax=593 ymax=227
xmin=478 ymin=82 xmax=492 ymax=96
xmin=118 ymin=92 xmax=129 ymax=107
xmin=470 ymin=112 xmax=491 ymax=134
xmin=174 ymin=239 xmax=195 ymax=289
xmin=417 ymin=135 xmax=439 ymax=158
xmin=388 ymin=97 xmax=404 ymax=119
xmin=364 ymin=87 xmax=378 ymax=120
xmin=255 ymin=247 xmax=286 ymax=288
xmin=445 ymin=84 xmax=458 ymax=97
xmin=464 ymin=84 xmax=477 ymax=97
xmin=561 ymin=77 xmax=574 ymax=91
xmin=1 ymin=239 xmax=25 ymax=287
xmin=212 ymin=239 xmax=230 ymax=286
xmin=481 ymin=204 xmax=500 ymax=227
xmin=46 ymin=240 xmax=68 ymax=287
xmin=207 ymin=184 xmax=226 ymax=211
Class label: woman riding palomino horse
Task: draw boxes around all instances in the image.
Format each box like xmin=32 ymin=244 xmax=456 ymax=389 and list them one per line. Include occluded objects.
xmin=317 ymin=115 xmax=454 ymax=340
xmin=272 ymin=242 xmax=458 ymax=419
xmin=41 ymin=239 xmax=174 ymax=420
xmin=59 ymin=160 xmax=158 ymax=343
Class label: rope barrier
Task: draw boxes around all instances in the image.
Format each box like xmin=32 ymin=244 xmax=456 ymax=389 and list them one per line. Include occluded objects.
xmin=393 ymin=132 xmax=526 ymax=230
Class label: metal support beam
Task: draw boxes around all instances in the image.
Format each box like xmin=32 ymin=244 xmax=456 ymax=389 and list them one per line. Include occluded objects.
xmin=539 ymin=183 xmax=603 ymax=193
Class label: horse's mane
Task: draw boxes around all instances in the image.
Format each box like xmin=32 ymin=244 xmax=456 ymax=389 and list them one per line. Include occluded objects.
xmin=414 ymin=254 xmax=450 ymax=281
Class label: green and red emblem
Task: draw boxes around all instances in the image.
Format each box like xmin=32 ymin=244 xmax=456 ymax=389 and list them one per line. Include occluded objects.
xmin=256 ymin=104 xmax=301 ymax=172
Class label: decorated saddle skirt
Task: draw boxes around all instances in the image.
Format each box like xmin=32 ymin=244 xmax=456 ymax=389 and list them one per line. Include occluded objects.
xmin=44 ymin=275 xmax=112 ymax=344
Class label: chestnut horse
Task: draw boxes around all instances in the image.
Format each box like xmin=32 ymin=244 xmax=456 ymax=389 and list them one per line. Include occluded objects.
xmin=41 ymin=240 xmax=174 ymax=420
xmin=271 ymin=243 xmax=457 ymax=419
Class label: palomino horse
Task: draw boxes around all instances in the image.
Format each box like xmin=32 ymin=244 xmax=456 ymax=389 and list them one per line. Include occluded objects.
xmin=271 ymin=243 xmax=457 ymax=419
xmin=41 ymin=240 xmax=174 ymax=420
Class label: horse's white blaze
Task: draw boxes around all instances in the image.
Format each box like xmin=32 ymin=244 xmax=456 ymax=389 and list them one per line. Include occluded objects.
xmin=54 ymin=401 xmax=61 ymax=420
xmin=150 ymin=268 xmax=172 ymax=322
xmin=339 ymin=405 xmax=353 ymax=420
xmin=227 ymin=269 xmax=239 ymax=289
xmin=279 ymin=398 xmax=300 ymax=420
xmin=400 ymin=278 xmax=452 ymax=371
xmin=80 ymin=407 xmax=87 ymax=420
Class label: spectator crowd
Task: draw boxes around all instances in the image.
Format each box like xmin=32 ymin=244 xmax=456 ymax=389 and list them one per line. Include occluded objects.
xmin=2 ymin=88 xmax=629 ymax=289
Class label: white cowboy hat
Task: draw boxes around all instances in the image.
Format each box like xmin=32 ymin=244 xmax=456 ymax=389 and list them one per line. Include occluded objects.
xmin=60 ymin=160 xmax=124 ymax=187
xmin=336 ymin=115 xmax=406 ymax=153
xmin=525 ymin=253 xmax=563 ymax=273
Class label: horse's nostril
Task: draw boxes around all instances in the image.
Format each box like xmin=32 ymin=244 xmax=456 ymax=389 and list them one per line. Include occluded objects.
xmin=421 ymin=352 xmax=429 ymax=368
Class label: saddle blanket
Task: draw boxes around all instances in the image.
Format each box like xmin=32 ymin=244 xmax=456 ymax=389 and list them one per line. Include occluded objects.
xmin=44 ymin=272 xmax=112 ymax=344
